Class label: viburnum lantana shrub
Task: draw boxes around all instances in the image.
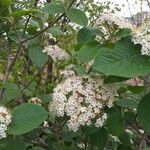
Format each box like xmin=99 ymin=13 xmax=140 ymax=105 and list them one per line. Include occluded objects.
xmin=0 ymin=0 xmax=150 ymax=149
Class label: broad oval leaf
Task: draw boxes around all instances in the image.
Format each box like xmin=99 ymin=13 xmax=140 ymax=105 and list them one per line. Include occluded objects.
xmin=66 ymin=8 xmax=88 ymax=26
xmin=106 ymin=112 xmax=125 ymax=136
xmin=2 ymin=139 xmax=26 ymax=150
xmin=77 ymin=27 xmax=97 ymax=44
xmin=46 ymin=28 xmax=64 ymax=37
xmin=8 ymin=103 xmax=48 ymax=135
xmin=89 ymin=127 xmax=108 ymax=149
xmin=43 ymin=3 xmax=65 ymax=14
xmin=10 ymin=9 xmax=39 ymax=18
xmin=77 ymin=41 xmax=102 ymax=63
xmin=28 ymin=45 xmax=48 ymax=69
xmin=119 ymin=131 xmax=132 ymax=147
xmin=93 ymin=37 xmax=150 ymax=77
xmin=114 ymin=28 xmax=132 ymax=38
xmin=2 ymin=82 xmax=21 ymax=104
xmin=116 ymin=98 xmax=138 ymax=109
xmin=138 ymin=93 xmax=150 ymax=134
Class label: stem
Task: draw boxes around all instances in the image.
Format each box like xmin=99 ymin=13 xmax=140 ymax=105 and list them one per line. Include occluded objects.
xmin=21 ymin=0 xmax=76 ymax=44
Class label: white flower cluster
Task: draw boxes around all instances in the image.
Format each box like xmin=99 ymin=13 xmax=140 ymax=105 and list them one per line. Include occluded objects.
xmin=43 ymin=45 xmax=69 ymax=62
xmin=29 ymin=97 xmax=42 ymax=105
xmin=132 ymin=21 xmax=150 ymax=56
xmin=96 ymin=13 xmax=133 ymax=29
xmin=49 ymin=76 xmax=117 ymax=132
xmin=95 ymin=13 xmax=133 ymax=42
xmin=0 ymin=107 xmax=11 ymax=139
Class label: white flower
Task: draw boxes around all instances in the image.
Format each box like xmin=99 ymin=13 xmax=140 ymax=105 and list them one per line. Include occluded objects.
xmin=132 ymin=21 xmax=150 ymax=56
xmin=0 ymin=106 xmax=11 ymax=139
xmin=95 ymin=113 xmax=108 ymax=127
xmin=96 ymin=13 xmax=133 ymax=29
xmin=43 ymin=45 xmax=69 ymax=61
xmin=95 ymin=13 xmax=133 ymax=42
xmin=49 ymin=76 xmax=117 ymax=132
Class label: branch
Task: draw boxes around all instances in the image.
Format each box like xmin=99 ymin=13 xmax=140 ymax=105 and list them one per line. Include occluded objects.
xmin=21 ymin=0 xmax=76 ymax=44
xmin=0 ymin=26 xmax=25 ymax=99
xmin=20 ymin=63 xmax=48 ymax=92
xmin=22 ymin=15 xmax=31 ymax=36
xmin=138 ymin=132 xmax=147 ymax=150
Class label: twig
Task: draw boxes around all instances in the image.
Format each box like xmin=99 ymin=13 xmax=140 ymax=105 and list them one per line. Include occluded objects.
xmin=20 ymin=0 xmax=77 ymax=92
xmin=22 ymin=15 xmax=31 ymax=36
xmin=138 ymin=132 xmax=147 ymax=150
xmin=20 ymin=63 xmax=48 ymax=92
xmin=21 ymin=0 xmax=76 ymax=44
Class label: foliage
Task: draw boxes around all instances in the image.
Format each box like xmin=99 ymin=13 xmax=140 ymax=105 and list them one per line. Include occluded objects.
xmin=0 ymin=0 xmax=150 ymax=149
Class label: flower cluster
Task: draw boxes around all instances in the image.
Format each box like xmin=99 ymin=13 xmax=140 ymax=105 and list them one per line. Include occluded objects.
xmin=95 ymin=13 xmax=132 ymax=42
xmin=132 ymin=21 xmax=150 ymax=56
xmin=43 ymin=45 xmax=69 ymax=61
xmin=96 ymin=13 xmax=132 ymax=29
xmin=49 ymin=76 xmax=117 ymax=132
xmin=0 ymin=107 xmax=11 ymax=139
xmin=29 ymin=97 xmax=42 ymax=105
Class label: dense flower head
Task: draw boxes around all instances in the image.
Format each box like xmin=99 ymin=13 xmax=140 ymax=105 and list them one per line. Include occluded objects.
xmin=96 ymin=13 xmax=133 ymax=29
xmin=0 ymin=107 xmax=11 ymax=139
xmin=132 ymin=21 xmax=150 ymax=56
xmin=49 ymin=76 xmax=117 ymax=132
xmin=43 ymin=45 xmax=69 ymax=61
xmin=95 ymin=13 xmax=133 ymax=42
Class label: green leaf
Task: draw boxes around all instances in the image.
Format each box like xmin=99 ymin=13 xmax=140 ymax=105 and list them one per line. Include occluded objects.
xmin=8 ymin=103 xmax=48 ymax=135
xmin=117 ymin=144 xmax=132 ymax=150
xmin=77 ymin=27 xmax=97 ymax=44
xmin=106 ymin=112 xmax=125 ymax=136
xmin=21 ymin=81 xmax=37 ymax=97
xmin=123 ymin=111 xmax=135 ymax=123
xmin=73 ymin=65 xmax=87 ymax=75
xmin=10 ymin=9 xmax=39 ymax=18
xmin=119 ymin=131 xmax=132 ymax=147
xmin=2 ymin=139 xmax=26 ymax=150
xmin=30 ymin=147 xmax=45 ymax=150
xmin=104 ymin=76 xmax=129 ymax=83
xmin=116 ymin=98 xmax=138 ymax=109
xmin=138 ymin=93 xmax=150 ymax=134
xmin=82 ymin=126 xmax=99 ymax=134
xmin=46 ymin=28 xmax=63 ymax=37
xmin=2 ymin=82 xmax=21 ymax=103
xmin=39 ymin=94 xmax=52 ymax=103
xmin=114 ymin=28 xmax=132 ymax=38
xmin=2 ymin=82 xmax=19 ymax=90
xmin=66 ymin=8 xmax=88 ymax=26
xmin=8 ymin=31 xmax=28 ymax=43
xmin=77 ymin=41 xmax=102 ymax=63
xmin=127 ymin=86 xmax=145 ymax=94
xmin=93 ymin=37 xmax=150 ymax=77
xmin=63 ymin=130 xmax=82 ymax=142
xmin=42 ymin=3 xmax=65 ymax=14
xmin=28 ymin=45 xmax=48 ymax=68
xmin=3 ymin=90 xmax=21 ymax=104
xmin=89 ymin=127 xmax=108 ymax=149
